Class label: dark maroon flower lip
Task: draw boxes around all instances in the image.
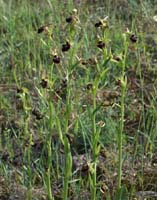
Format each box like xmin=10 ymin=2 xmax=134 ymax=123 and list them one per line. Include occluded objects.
xmin=37 ymin=26 xmax=46 ymax=34
xmin=95 ymin=21 xmax=103 ymax=28
xmin=40 ymin=79 xmax=48 ymax=88
xmin=62 ymin=41 xmax=71 ymax=52
xmin=53 ymin=55 xmax=61 ymax=64
xmin=32 ymin=109 xmax=43 ymax=120
xmin=66 ymin=16 xmax=73 ymax=23
xmin=130 ymin=34 xmax=137 ymax=43
xmin=97 ymin=40 xmax=105 ymax=49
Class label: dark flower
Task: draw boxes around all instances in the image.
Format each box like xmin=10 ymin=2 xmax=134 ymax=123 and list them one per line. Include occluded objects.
xmin=95 ymin=21 xmax=103 ymax=27
xmin=97 ymin=40 xmax=105 ymax=49
xmin=61 ymin=79 xmax=67 ymax=88
xmin=66 ymin=16 xmax=73 ymax=23
xmin=32 ymin=109 xmax=43 ymax=120
xmin=86 ymin=83 xmax=93 ymax=90
xmin=53 ymin=55 xmax=60 ymax=64
xmin=37 ymin=25 xmax=48 ymax=34
xmin=40 ymin=79 xmax=48 ymax=88
xmin=95 ymin=18 xmax=108 ymax=28
xmin=66 ymin=9 xmax=78 ymax=24
xmin=80 ymin=59 xmax=88 ymax=65
xmin=17 ymin=88 xmax=23 ymax=93
xmin=62 ymin=41 xmax=71 ymax=52
xmin=130 ymin=34 xmax=137 ymax=43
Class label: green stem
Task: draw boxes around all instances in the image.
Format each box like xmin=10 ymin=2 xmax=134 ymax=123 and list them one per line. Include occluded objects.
xmin=118 ymin=82 xmax=125 ymax=190
xmin=91 ymin=88 xmax=97 ymax=200
xmin=62 ymin=77 xmax=72 ymax=200
xmin=117 ymin=34 xmax=128 ymax=192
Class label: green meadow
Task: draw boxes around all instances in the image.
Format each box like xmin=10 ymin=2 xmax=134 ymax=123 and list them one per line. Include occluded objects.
xmin=0 ymin=0 xmax=157 ymax=199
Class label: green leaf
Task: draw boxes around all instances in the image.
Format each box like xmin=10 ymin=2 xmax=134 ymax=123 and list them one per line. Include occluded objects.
xmin=56 ymin=117 xmax=64 ymax=145
xmin=114 ymin=186 xmax=128 ymax=200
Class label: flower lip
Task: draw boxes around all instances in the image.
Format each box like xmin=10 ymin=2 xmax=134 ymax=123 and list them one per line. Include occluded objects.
xmin=53 ymin=55 xmax=61 ymax=64
xmin=130 ymin=34 xmax=137 ymax=43
xmin=62 ymin=41 xmax=71 ymax=52
xmin=97 ymin=40 xmax=105 ymax=49
xmin=66 ymin=16 xmax=73 ymax=23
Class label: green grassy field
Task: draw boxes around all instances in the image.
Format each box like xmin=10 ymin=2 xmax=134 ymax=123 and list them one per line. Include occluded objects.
xmin=0 ymin=0 xmax=157 ymax=199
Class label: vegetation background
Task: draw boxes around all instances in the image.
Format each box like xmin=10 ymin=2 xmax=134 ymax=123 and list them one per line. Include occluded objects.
xmin=0 ymin=0 xmax=157 ymax=199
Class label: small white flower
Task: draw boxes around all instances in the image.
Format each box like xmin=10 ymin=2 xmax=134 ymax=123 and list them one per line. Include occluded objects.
xmin=153 ymin=15 xmax=157 ymax=22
